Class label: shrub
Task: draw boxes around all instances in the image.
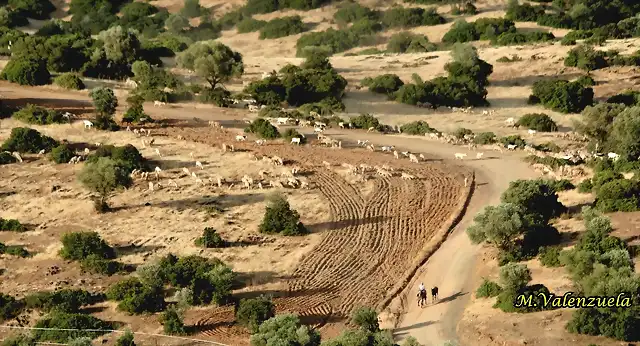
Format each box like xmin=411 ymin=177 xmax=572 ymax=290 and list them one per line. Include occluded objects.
xmin=80 ymin=254 xmax=124 ymax=275
xmin=281 ymin=128 xmax=307 ymax=144
xmin=32 ymin=313 xmax=113 ymax=343
xmin=53 ymin=73 xmax=85 ymax=90
xmin=453 ymin=127 xmax=472 ymax=139
xmin=0 ymin=293 xmax=23 ymax=322
xmin=259 ymin=193 xmax=307 ymax=236
xmin=237 ymin=18 xmax=266 ymax=33
xmin=161 ymin=307 xmax=185 ymax=335
xmin=1 ymin=127 xmax=58 ymax=153
xmin=107 ymin=278 xmax=165 ymax=314
xmin=87 ymin=144 xmax=144 ymax=173
xmin=249 ymin=314 xmax=320 ymax=346
xmin=334 ymin=2 xmax=378 ymax=23
xmin=295 ymin=26 xmax=373 ymax=56
xmin=12 ymin=104 xmax=64 ymax=124
xmin=499 ymin=135 xmax=526 ymax=148
xmin=0 ymin=243 xmax=30 ymax=257
xmin=496 ymin=54 xmax=523 ymax=62
xmin=578 ymin=179 xmax=593 ymax=193
xmin=362 ymin=74 xmax=404 ymax=94
xmin=400 ymin=121 xmax=437 ymax=135
xmin=442 ymin=19 xmax=477 ymax=43
xmin=564 ymin=45 xmax=608 ymax=71
xmin=115 ymin=330 xmax=136 ymax=346
xmin=23 ymin=289 xmax=100 ymax=313
xmin=180 ymin=0 xmax=203 ymax=18
xmin=494 ymin=31 xmax=555 ymax=46
xmin=0 ymin=151 xmax=17 ymax=165
xmin=259 ymin=16 xmax=306 ymax=39
xmin=235 ymin=296 xmax=275 ymax=333
xmin=499 ymin=262 xmax=531 ymax=292
xmin=506 ymin=1 xmax=545 ymax=22
xmin=0 ymin=217 xmax=25 ymax=232
xmin=0 ymin=57 xmax=50 ymax=86
xmin=59 ymin=231 xmax=116 ymax=261
xmin=546 ymin=179 xmax=575 ymax=192
xmin=245 ymin=118 xmax=280 ymax=139
xmin=516 ymin=113 xmax=558 ymax=131
xmin=595 ymin=179 xmax=640 ymax=212
xmin=386 ymin=32 xmax=436 ymax=53
xmin=195 ymin=227 xmax=226 ymax=248
xmin=529 ymin=79 xmax=594 ymax=113
xmin=539 ymin=246 xmax=562 ymax=267
xmin=493 ymin=283 xmax=553 ymax=313
xmin=351 ymin=307 xmax=380 ymax=333
xmin=381 ymin=7 xmax=445 ymax=28
xmin=350 ymin=113 xmax=380 ymax=130
xmin=0 ymin=333 xmax=35 ymax=346
xmin=89 ymin=87 xmax=119 ymax=131
xmin=476 ymin=279 xmax=502 ymax=298
xmin=473 ymin=132 xmax=497 ymax=144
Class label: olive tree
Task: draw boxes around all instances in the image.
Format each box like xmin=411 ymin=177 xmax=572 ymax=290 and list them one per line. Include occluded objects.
xmin=249 ymin=314 xmax=320 ymax=346
xmin=176 ymin=41 xmax=243 ymax=89
xmin=466 ymin=203 xmax=527 ymax=251
xmin=97 ymin=25 xmax=141 ymax=64
xmin=89 ymin=87 xmax=119 ymax=130
xmin=79 ymin=157 xmax=132 ymax=212
xmin=610 ymin=106 xmax=640 ymax=161
xmin=499 ymin=262 xmax=531 ymax=292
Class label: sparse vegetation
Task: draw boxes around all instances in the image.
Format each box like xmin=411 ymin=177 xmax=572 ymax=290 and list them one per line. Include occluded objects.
xmin=0 ymin=217 xmax=26 ymax=232
xmin=476 ymin=278 xmax=502 ymax=298
xmin=400 ymin=121 xmax=438 ymax=135
xmin=259 ymin=16 xmax=306 ymax=39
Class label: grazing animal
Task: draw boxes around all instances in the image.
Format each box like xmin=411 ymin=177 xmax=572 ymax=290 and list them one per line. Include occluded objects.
xmin=196 ymin=161 xmax=203 ymax=169
xmin=419 ymin=153 xmax=425 ymax=160
xmin=367 ymin=126 xmax=376 ymax=133
xmin=505 ymin=117 xmax=515 ymax=126
xmin=83 ymin=120 xmax=93 ymax=129
xmin=236 ymin=135 xmax=247 ymax=141
xmin=507 ymin=144 xmax=517 ymax=150
xmin=528 ymin=129 xmax=537 ymax=136
xmin=381 ymin=146 xmax=393 ymax=152
xmin=38 ymin=149 xmax=45 ymax=155
xmin=148 ymin=182 xmax=154 ymax=191
xmin=84 ymin=148 xmax=90 ymax=154
xmin=431 ymin=287 xmax=439 ymax=301
xmin=291 ymin=137 xmax=301 ymax=145
xmin=454 ymin=153 xmax=467 ymax=160
xmin=153 ymin=100 xmax=165 ymax=107
xmin=476 ymin=152 xmax=484 ymax=159
xmin=256 ymin=139 xmax=266 ymax=145
xmin=182 ymin=167 xmax=190 ymax=175
xmin=393 ymin=151 xmax=399 ymax=159
xmin=409 ymin=154 xmax=419 ymax=163
xmin=155 ymin=148 xmax=162 ymax=157
xmin=248 ymin=105 xmax=260 ymax=112
xmin=608 ymin=152 xmax=620 ymax=161
xmin=401 ymin=172 xmax=415 ymax=180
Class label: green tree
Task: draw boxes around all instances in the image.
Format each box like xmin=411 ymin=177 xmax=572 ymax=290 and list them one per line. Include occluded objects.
xmin=0 ymin=57 xmax=50 ymax=86
xmin=115 ymin=330 xmax=136 ymax=346
xmin=610 ymin=106 xmax=640 ymax=161
xmin=89 ymin=87 xmax=119 ymax=131
xmin=166 ymin=13 xmax=190 ymax=33
xmin=499 ymin=262 xmax=531 ymax=292
xmin=466 ymin=203 xmax=527 ymax=251
xmin=235 ymin=296 xmax=275 ymax=333
xmin=351 ymin=307 xmax=380 ymax=333
xmin=78 ymin=157 xmax=132 ymax=211
xmin=176 ymin=41 xmax=243 ymax=89
xmin=249 ymin=314 xmax=320 ymax=346
xmin=161 ymin=307 xmax=185 ymax=335
xmin=259 ymin=193 xmax=307 ymax=236
xmin=501 ymin=179 xmax=566 ymax=225
xmin=97 ymin=26 xmax=141 ymax=64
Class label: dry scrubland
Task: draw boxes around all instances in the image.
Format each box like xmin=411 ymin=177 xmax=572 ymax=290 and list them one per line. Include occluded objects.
xmin=3 ymin=0 xmax=640 ymax=345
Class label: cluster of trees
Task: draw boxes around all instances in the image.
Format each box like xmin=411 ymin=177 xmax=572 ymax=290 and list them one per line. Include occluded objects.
xmin=505 ymin=0 xmax=640 ymax=35
xmin=59 ymin=231 xmax=126 ymax=275
xmin=443 ymin=16 xmax=554 ymax=45
xmin=467 ymin=179 xmax=567 ymax=264
xmin=564 ymin=45 xmax=640 ymax=71
xmin=528 ymin=78 xmax=594 ymax=113
xmin=244 ymin=53 xmax=347 ymax=112
xmin=577 ymin=159 xmax=640 ymax=212
xmin=393 ymin=43 xmax=493 ymax=108
xmin=236 ymin=15 xmax=308 ymax=39
xmin=295 ymin=2 xmax=445 ymax=56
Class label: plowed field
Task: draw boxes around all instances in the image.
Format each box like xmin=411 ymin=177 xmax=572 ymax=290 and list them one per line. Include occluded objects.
xmin=155 ymin=121 xmax=470 ymax=343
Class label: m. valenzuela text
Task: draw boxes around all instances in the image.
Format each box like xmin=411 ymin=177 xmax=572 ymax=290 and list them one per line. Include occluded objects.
xmin=514 ymin=292 xmax=632 ymax=309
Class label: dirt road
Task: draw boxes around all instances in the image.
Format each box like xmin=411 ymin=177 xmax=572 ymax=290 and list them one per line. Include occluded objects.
xmin=320 ymin=131 xmax=538 ymax=346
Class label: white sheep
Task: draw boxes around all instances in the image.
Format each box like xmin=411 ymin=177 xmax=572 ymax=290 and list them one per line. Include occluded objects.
xmin=505 ymin=117 xmax=515 ymax=127
xmin=401 ymin=172 xmax=415 ymax=180
xmin=393 ymin=151 xmax=399 ymax=159
xmin=148 ymin=182 xmax=154 ymax=191
xmin=291 ymin=137 xmax=301 ymax=145
xmin=84 ymin=148 xmax=90 ymax=154
xmin=83 ymin=120 xmax=93 ymax=129
xmin=528 ymin=129 xmax=537 ymax=136
xmin=196 ymin=161 xmax=203 ymax=169
xmin=409 ymin=154 xmax=419 ymax=163
xmin=608 ymin=152 xmax=620 ymax=161
xmin=454 ymin=153 xmax=467 ymax=160
xmin=256 ymin=139 xmax=266 ymax=145
xmin=155 ymin=148 xmax=162 ymax=157
xmin=507 ymin=144 xmax=517 ymax=150
xmin=182 ymin=167 xmax=191 ymax=175
xmin=367 ymin=126 xmax=376 ymax=133
xmin=236 ymin=135 xmax=247 ymax=141
xmin=419 ymin=153 xmax=425 ymax=160
xmin=11 ymin=152 xmax=22 ymax=163
xmin=381 ymin=146 xmax=393 ymax=152
xmin=476 ymin=152 xmax=484 ymax=159
xmin=38 ymin=149 xmax=45 ymax=156
xmin=153 ymin=100 xmax=166 ymax=107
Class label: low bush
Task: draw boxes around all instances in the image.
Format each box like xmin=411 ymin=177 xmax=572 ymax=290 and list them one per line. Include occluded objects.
xmin=607 ymin=90 xmax=640 ymax=106
xmin=295 ymin=22 xmax=378 ymax=56
xmin=476 ymin=279 xmax=502 ymax=298
xmin=595 ymin=179 xmax=640 ymax=212
xmin=0 ymin=293 xmax=24 ymax=322
xmin=106 ymin=277 xmax=165 ymax=314
xmin=381 ymin=7 xmax=445 ymax=28
xmin=473 ymin=131 xmax=497 ymax=144
xmin=80 ymin=254 xmax=124 ymax=276
xmin=281 ymin=128 xmax=306 ymax=144
xmin=529 ymin=79 xmax=594 ymax=113
xmin=351 ymin=307 xmax=380 ymax=333
xmin=161 ymin=307 xmax=185 ymax=335
xmin=350 ymin=113 xmax=380 ymax=130
xmin=235 ymin=296 xmax=275 ymax=333
xmin=86 ymin=144 xmax=144 ymax=173
xmin=236 ymin=17 xmax=266 ymax=33
xmin=524 ymin=155 xmax=576 ymax=170
xmin=0 ymin=217 xmax=26 ymax=232
xmin=506 ymin=2 xmax=545 ymax=22
xmin=1 ymin=127 xmax=58 ymax=153
xmin=564 ymin=45 xmax=608 ymax=71
xmin=334 ymin=2 xmax=378 ymax=23
xmin=516 ymin=113 xmax=558 ymax=131
xmin=546 ymin=179 xmax=575 ymax=192
xmin=442 ymin=17 xmax=516 ymax=43
xmin=500 ymin=135 xmax=526 ymax=148
xmin=494 ymin=283 xmax=553 ymax=312
xmin=53 ymin=73 xmax=85 ymax=90
xmin=195 ymin=227 xmax=226 ymax=248
xmin=386 ymin=32 xmax=436 ymax=53
xmin=0 ymin=57 xmax=50 ymax=86
xmin=361 ymin=74 xmax=404 ymax=95
xmin=0 ymin=151 xmax=17 ymax=164
xmin=494 ymin=31 xmax=555 ymax=46
xmin=32 ymin=313 xmax=113 ymax=342
xmin=12 ymin=104 xmax=64 ymax=124
xmin=496 ymin=54 xmax=522 ymax=62
xmin=23 ymin=289 xmax=101 ymax=313
xmin=245 ymin=118 xmax=280 ymax=139
xmin=0 ymin=243 xmax=30 ymax=257
xmin=575 ymin=75 xmax=595 ymax=87
xmin=48 ymin=143 xmax=74 ymax=164
xmin=259 ymin=16 xmax=306 ymax=39
xmin=532 ymin=142 xmax=561 ymax=153
xmin=59 ymin=231 xmax=116 ymax=261
xmin=539 ymin=246 xmax=562 ymax=267
xmin=400 ymin=121 xmax=437 ymax=135
xmin=259 ymin=193 xmax=307 ymax=236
